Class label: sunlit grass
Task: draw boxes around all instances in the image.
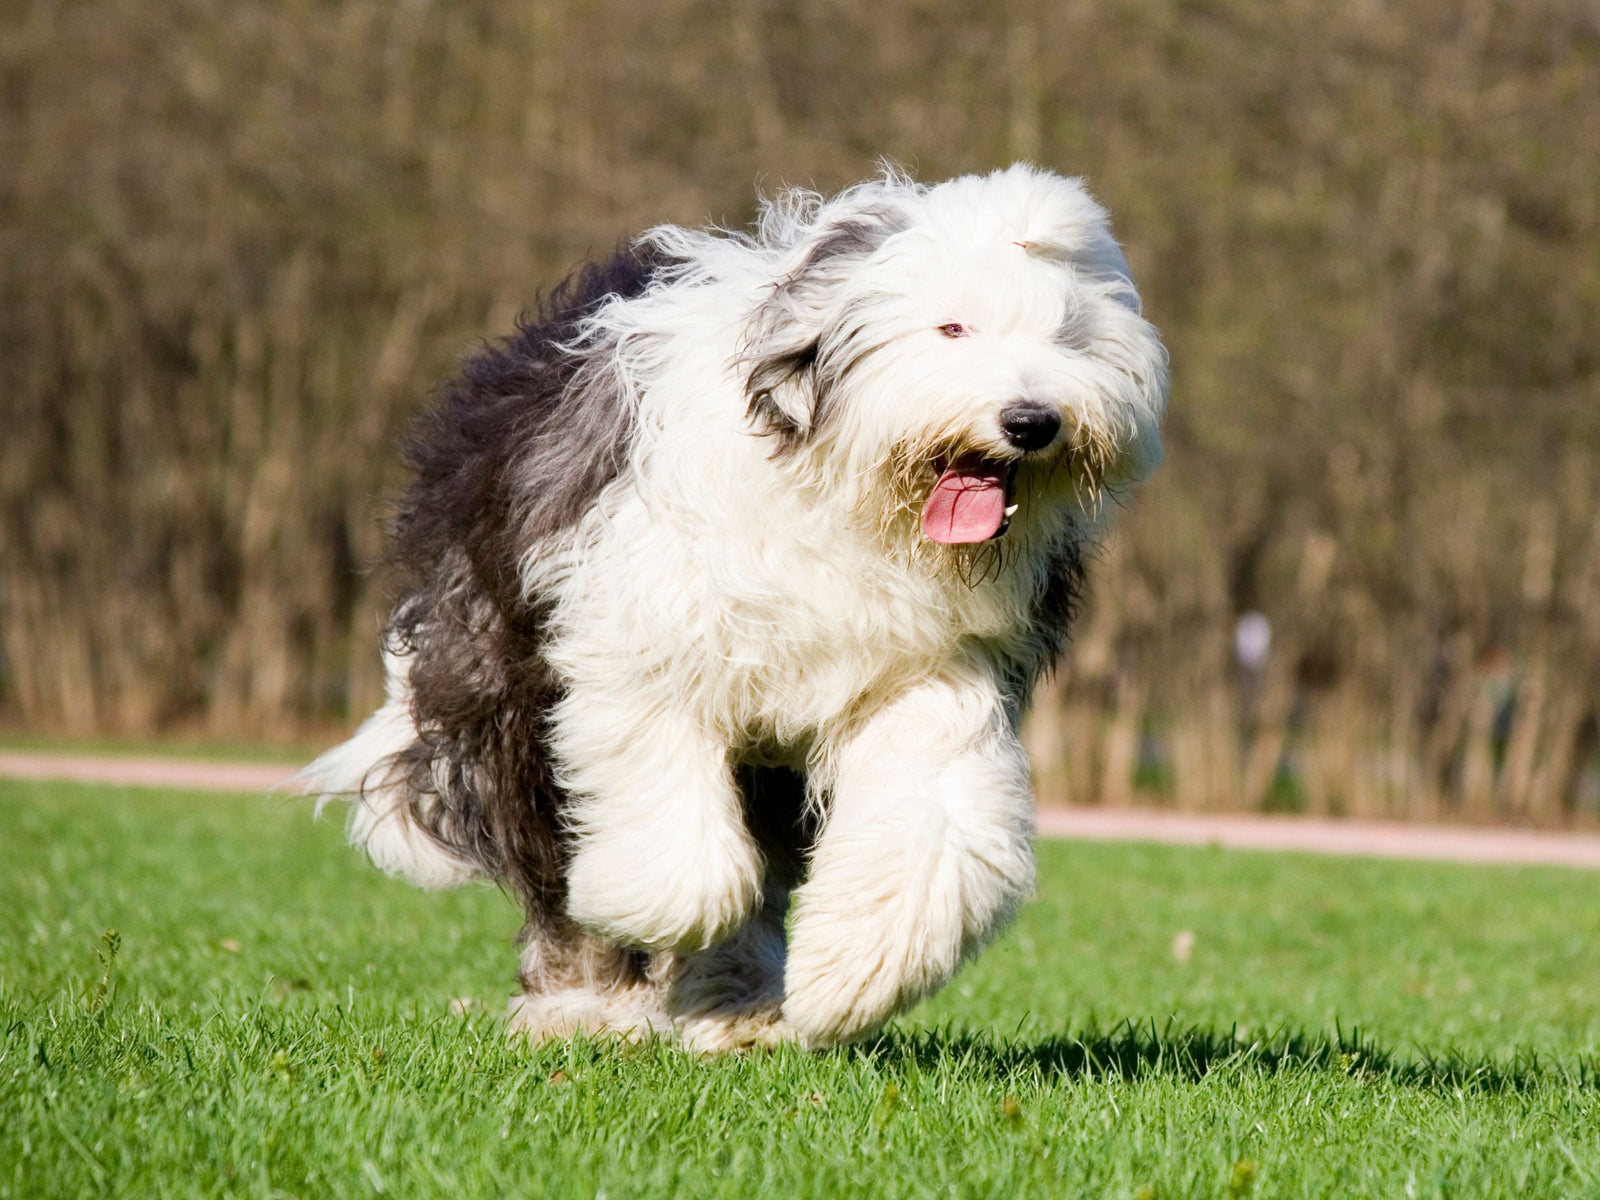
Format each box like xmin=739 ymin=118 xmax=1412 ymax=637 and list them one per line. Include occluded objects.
xmin=3 ymin=779 xmax=1598 ymax=1198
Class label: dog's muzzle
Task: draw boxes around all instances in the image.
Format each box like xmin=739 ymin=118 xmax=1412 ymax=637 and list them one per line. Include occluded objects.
xmin=920 ymin=402 xmax=1062 ymax=545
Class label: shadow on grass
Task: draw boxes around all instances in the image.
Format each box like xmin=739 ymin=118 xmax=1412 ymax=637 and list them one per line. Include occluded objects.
xmin=856 ymin=1021 xmax=1600 ymax=1094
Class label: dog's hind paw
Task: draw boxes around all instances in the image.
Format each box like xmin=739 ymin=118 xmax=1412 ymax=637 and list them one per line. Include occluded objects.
xmin=677 ymin=1002 xmax=795 ymax=1054
xmin=506 ymin=987 xmax=669 ymax=1045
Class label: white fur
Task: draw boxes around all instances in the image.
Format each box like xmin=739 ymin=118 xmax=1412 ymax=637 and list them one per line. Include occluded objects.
xmin=311 ymin=165 xmax=1167 ymax=1047
xmin=506 ymin=986 xmax=668 ymax=1044
xmin=541 ymin=166 xmax=1164 ymax=1043
xmin=299 ymin=647 xmax=480 ymax=890
xmin=783 ymin=667 xmax=1036 ymax=1045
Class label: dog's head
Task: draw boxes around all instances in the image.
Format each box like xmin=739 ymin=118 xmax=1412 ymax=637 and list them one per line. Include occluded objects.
xmin=742 ymin=165 xmax=1168 ymax=549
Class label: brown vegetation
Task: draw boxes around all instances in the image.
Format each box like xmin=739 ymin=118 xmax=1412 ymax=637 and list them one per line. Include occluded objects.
xmin=3 ymin=0 xmax=1598 ymax=821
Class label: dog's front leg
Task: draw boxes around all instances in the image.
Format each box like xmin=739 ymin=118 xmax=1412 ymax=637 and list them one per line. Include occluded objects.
xmin=783 ymin=669 xmax=1036 ymax=1047
xmin=559 ymin=695 xmax=763 ymax=954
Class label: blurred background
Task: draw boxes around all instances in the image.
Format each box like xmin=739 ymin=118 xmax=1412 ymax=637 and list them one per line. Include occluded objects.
xmin=3 ymin=0 xmax=1598 ymax=824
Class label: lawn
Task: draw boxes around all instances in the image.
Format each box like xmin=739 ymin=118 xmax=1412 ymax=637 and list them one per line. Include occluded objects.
xmin=2 ymin=779 xmax=1598 ymax=1199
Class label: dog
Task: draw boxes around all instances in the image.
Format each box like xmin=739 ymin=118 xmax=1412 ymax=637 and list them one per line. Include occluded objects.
xmin=302 ymin=164 xmax=1168 ymax=1051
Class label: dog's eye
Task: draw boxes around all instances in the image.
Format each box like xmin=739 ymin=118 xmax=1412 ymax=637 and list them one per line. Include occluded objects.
xmin=937 ymin=323 xmax=970 ymax=339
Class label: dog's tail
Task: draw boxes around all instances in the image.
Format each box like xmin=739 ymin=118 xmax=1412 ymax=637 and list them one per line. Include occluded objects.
xmin=297 ymin=648 xmax=483 ymax=890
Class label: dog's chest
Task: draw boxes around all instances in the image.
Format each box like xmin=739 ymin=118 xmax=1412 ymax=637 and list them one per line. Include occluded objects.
xmin=689 ymin=533 xmax=1032 ymax=739
xmin=554 ymin=461 xmax=1040 ymax=741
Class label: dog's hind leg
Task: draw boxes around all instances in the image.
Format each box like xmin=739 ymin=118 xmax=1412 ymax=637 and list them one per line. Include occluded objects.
xmin=669 ymin=884 xmax=792 ymax=1052
xmin=665 ymin=762 xmax=812 ymax=1052
xmin=506 ymin=917 xmax=671 ymax=1044
xmin=557 ymin=692 xmax=764 ymax=955
xmin=782 ymin=667 xmax=1036 ymax=1047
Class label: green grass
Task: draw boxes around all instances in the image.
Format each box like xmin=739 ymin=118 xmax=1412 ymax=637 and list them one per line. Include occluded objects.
xmin=0 ymin=732 xmax=317 ymax=764
xmin=3 ymin=780 xmax=1598 ymax=1199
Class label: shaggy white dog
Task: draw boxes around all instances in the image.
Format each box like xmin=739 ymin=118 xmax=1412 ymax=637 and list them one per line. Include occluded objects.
xmin=303 ymin=164 xmax=1168 ymax=1051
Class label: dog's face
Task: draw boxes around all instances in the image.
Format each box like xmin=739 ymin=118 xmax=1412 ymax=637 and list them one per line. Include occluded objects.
xmin=744 ymin=166 xmax=1168 ymax=549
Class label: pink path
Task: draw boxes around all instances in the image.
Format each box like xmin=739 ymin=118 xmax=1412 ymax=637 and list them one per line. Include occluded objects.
xmin=1034 ymin=805 xmax=1600 ymax=871
xmin=5 ymin=750 xmax=1600 ymax=870
xmin=0 ymin=751 xmax=294 ymax=794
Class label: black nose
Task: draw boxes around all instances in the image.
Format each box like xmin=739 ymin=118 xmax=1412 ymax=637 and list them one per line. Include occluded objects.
xmin=999 ymin=402 xmax=1061 ymax=452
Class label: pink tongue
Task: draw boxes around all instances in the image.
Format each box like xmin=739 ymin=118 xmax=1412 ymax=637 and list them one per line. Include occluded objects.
xmin=921 ymin=464 xmax=1007 ymax=543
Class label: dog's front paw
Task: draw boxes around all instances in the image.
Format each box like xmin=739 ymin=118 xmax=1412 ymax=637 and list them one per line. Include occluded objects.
xmin=781 ymin=957 xmax=897 ymax=1049
xmin=782 ymin=886 xmax=973 ymax=1048
xmin=566 ymin=823 xmax=763 ymax=953
xmin=781 ymin=921 xmax=948 ymax=1049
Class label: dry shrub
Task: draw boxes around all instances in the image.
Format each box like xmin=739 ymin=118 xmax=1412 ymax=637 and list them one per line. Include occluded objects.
xmin=3 ymin=0 xmax=1598 ymax=820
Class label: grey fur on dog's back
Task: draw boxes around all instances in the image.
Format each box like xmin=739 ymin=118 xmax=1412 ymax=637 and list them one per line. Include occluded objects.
xmin=379 ymin=244 xmax=671 ymax=916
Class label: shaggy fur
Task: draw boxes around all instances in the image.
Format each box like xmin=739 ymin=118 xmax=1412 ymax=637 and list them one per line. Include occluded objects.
xmin=303 ymin=164 xmax=1168 ymax=1050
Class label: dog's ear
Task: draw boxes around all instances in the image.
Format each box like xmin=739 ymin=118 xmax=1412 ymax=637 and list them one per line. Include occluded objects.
xmin=743 ymin=206 xmax=904 ymax=445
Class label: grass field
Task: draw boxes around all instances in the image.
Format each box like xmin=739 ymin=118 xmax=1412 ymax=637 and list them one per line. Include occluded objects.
xmin=3 ymin=779 xmax=1598 ymax=1198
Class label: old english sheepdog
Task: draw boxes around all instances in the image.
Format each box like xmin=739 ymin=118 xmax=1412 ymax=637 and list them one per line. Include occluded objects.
xmin=303 ymin=164 xmax=1168 ymax=1051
